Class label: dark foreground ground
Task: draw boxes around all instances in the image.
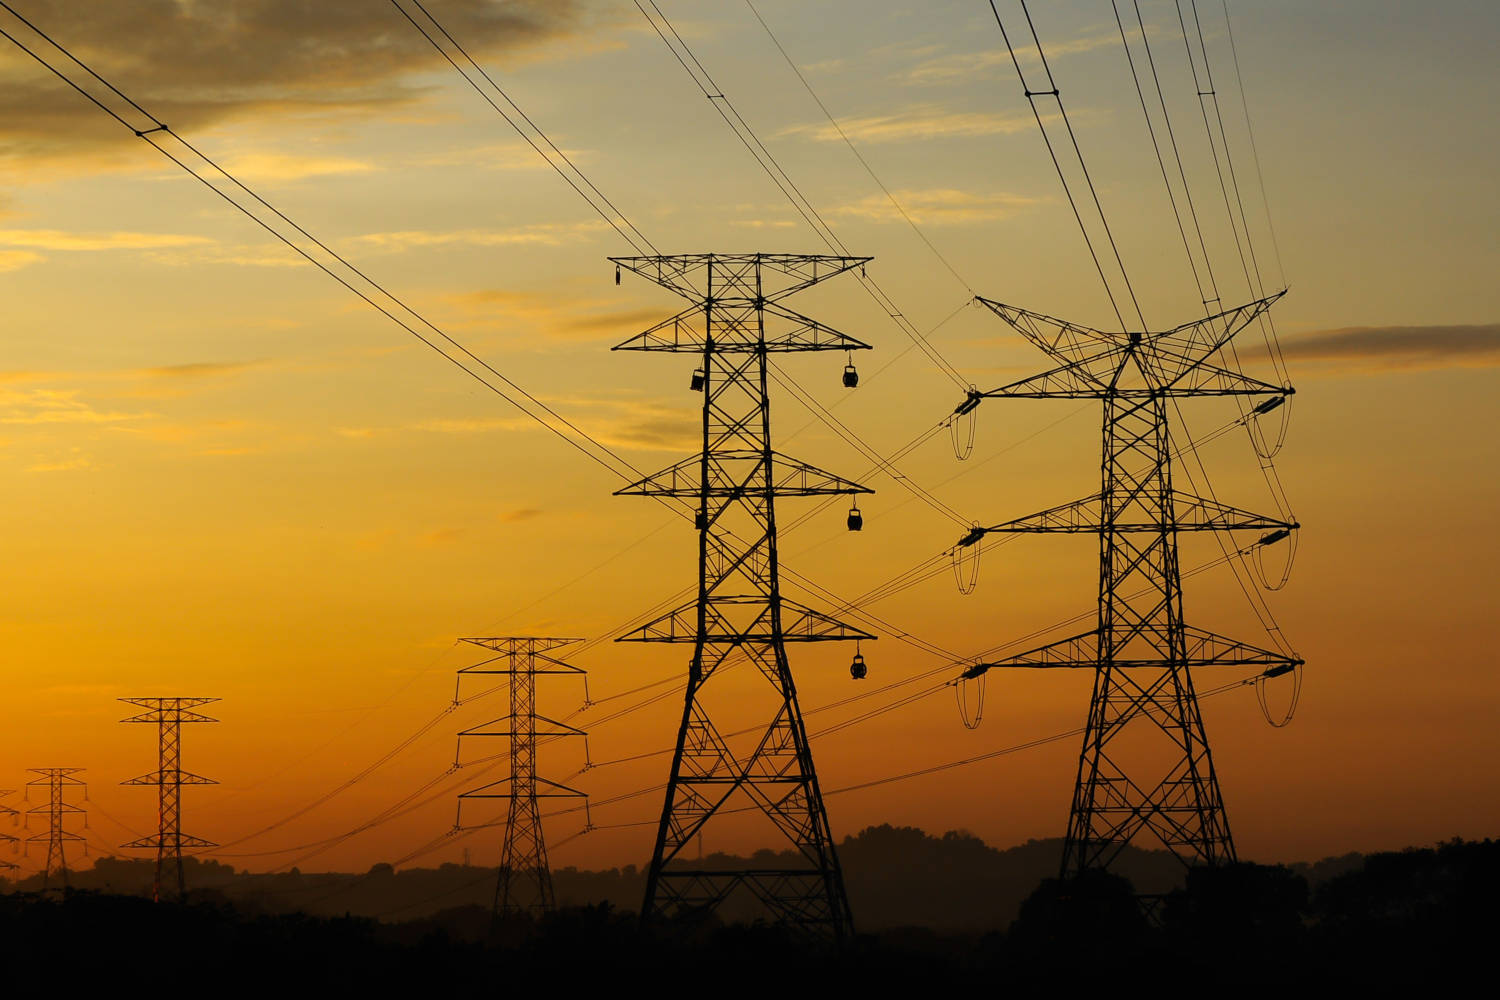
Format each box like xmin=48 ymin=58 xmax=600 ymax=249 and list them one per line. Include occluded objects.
xmin=1 ymin=837 xmax=1494 ymax=989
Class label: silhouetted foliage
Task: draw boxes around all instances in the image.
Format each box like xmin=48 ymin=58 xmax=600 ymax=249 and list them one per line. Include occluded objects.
xmin=3 ymin=833 xmax=1495 ymax=988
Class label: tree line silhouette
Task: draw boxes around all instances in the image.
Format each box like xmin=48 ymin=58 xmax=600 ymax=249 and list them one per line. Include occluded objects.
xmin=1 ymin=828 xmax=1490 ymax=988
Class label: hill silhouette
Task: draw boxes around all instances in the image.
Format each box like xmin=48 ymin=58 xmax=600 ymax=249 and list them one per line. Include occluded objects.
xmin=0 ymin=823 xmax=1408 ymax=929
xmin=0 ymin=835 xmax=1492 ymax=989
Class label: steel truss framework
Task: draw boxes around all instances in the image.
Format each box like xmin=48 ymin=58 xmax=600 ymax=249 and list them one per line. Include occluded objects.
xmin=964 ymin=293 xmax=1302 ymax=874
xmin=26 ymin=767 xmax=85 ymax=889
xmin=456 ymin=636 xmax=588 ymax=918
xmin=0 ymin=789 xmax=17 ymax=870
xmin=120 ymin=697 xmax=219 ymax=901
xmin=613 ymin=253 xmax=873 ymax=940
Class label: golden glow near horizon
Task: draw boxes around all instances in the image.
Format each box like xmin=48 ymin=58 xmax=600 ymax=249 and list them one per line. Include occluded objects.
xmin=1 ymin=0 xmax=1496 ymax=877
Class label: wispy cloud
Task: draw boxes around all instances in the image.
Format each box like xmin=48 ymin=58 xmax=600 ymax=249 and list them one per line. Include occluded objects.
xmin=216 ymin=153 xmax=380 ymax=182
xmin=0 ymin=228 xmax=212 ymax=251
xmin=780 ymin=106 xmax=1040 ymax=144
xmin=444 ymin=288 xmax=667 ymax=342
xmin=833 ymin=188 xmax=1041 ymax=225
xmin=412 ymin=142 xmax=590 ymax=172
xmin=905 ymin=29 xmax=1131 ymax=85
xmin=1281 ymin=323 xmax=1500 ymax=372
xmin=0 ymin=387 xmax=151 ymax=425
xmin=352 ymin=221 xmax=607 ymax=251
xmin=27 ymin=448 xmax=93 ymax=473
xmin=0 ymin=249 xmax=41 ymax=272
xmin=135 ymin=361 xmax=263 ymax=380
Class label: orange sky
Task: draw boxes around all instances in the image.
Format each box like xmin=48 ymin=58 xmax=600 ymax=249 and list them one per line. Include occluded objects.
xmin=1 ymin=0 xmax=1497 ymax=878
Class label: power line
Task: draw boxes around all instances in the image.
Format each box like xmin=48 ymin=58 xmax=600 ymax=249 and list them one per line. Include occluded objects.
xmin=633 ymin=0 xmax=971 ymax=390
xmin=987 ymin=0 xmax=1148 ymax=332
xmin=388 ymin=0 xmax=661 ymax=257
xmin=742 ymin=0 xmax=975 ymax=295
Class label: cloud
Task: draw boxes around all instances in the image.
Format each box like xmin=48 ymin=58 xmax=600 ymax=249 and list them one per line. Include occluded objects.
xmin=557 ymin=308 xmax=666 ymax=336
xmin=413 ymin=141 xmax=589 ymax=172
xmin=905 ymin=30 xmax=1128 ymax=85
xmin=780 ymin=105 xmax=1040 ymax=144
xmin=27 ymin=448 xmax=92 ymax=473
xmin=415 ymin=416 xmax=537 ymax=435
xmin=352 ymin=222 xmax=607 ymax=251
xmin=0 ymin=387 xmax=150 ymax=425
xmin=730 ymin=219 xmax=798 ymax=230
xmin=0 ymin=228 xmax=211 ymax=251
xmin=0 ymin=249 xmax=42 ymax=271
xmin=216 ymin=153 xmax=380 ymax=182
xmin=135 ymin=361 xmax=261 ymax=379
xmin=413 ymin=395 xmax=696 ymax=452
xmin=1280 ymin=323 xmax=1500 ymax=372
xmin=499 ymin=508 xmax=543 ymax=523
xmin=0 ymin=0 xmax=585 ymax=168
xmin=833 ymin=188 xmax=1041 ymax=225
xmin=443 ymin=289 xmax=667 ymax=342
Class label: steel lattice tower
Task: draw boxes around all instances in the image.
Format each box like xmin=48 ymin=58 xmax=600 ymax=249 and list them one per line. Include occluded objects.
xmin=613 ymin=253 xmax=874 ymax=939
xmin=960 ymin=294 xmax=1301 ymax=873
xmin=0 ymin=789 xmax=19 ymax=873
xmin=456 ymin=636 xmax=589 ymax=917
xmin=25 ymin=768 xmax=85 ymax=889
xmin=120 ymin=697 xmax=219 ymax=901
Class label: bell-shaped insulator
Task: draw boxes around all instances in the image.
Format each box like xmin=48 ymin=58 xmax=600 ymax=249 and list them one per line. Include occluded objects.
xmin=847 ymin=504 xmax=863 ymax=531
xmin=690 ymin=368 xmax=706 ymax=392
xmin=842 ymin=363 xmax=859 ymax=388
xmin=850 ymin=653 xmax=867 ymax=680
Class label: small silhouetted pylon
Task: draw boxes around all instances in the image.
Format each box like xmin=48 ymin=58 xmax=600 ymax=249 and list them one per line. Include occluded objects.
xmin=454 ymin=637 xmax=589 ymax=919
xmin=25 ymin=768 xmax=85 ymax=889
xmin=120 ymin=697 xmax=220 ymax=901
xmin=0 ymin=789 xmax=19 ymax=873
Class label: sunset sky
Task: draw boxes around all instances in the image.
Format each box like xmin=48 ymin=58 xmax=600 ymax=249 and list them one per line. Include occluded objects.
xmin=1 ymin=0 xmax=1496 ymax=878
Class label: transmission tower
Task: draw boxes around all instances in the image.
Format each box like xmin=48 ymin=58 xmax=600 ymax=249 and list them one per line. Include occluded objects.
xmin=455 ymin=636 xmax=589 ymax=918
xmin=958 ymin=295 xmax=1301 ymax=874
xmin=0 ymin=789 xmax=18 ymax=873
xmin=613 ymin=253 xmax=874 ymax=940
xmin=119 ymin=697 xmax=219 ymax=902
xmin=25 ymin=768 xmax=85 ymax=889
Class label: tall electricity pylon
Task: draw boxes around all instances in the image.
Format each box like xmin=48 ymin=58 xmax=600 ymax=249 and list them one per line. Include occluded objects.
xmin=958 ymin=294 xmax=1301 ymax=873
xmin=613 ymin=253 xmax=874 ymax=940
xmin=456 ymin=636 xmax=589 ymax=918
xmin=120 ymin=697 xmax=219 ymax=901
xmin=25 ymin=768 xmax=85 ymax=889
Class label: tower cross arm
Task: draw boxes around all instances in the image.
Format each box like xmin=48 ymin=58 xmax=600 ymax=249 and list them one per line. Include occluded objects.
xmin=610 ymin=253 xmax=871 ymax=303
xmin=963 ymin=492 xmax=1297 ymax=537
xmin=960 ymin=626 xmax=1302 ymax=672
xmin=121 ymin=769 xmax=218 ymax=786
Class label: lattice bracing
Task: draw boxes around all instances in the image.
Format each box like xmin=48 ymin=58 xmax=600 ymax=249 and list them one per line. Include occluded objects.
xmin=616 ymin=253 xmax=871 ymax=940
xmin=119 ymin=697 xmax=219 ymax=902
xmin=455 ymin=636 xmax=588 ymax=919
xmin=964 ymin=293 xmax=1302 ymax=876
xmin=25 ymin=768 xmax=85 ymax=890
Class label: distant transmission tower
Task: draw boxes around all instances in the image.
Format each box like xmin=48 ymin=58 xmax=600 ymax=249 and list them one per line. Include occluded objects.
xmin=120 ymin=697 xmax=220 ymax=901
xmin=613 ymin=253 xmax=874 ymax=939
xmin=25 ymin=768 xmax=85 ymax=889
xmin=456 ymin=636 xmax=589 ymax=918
xmin=0 ymin=789 xmax=18 ymax=873
xmin=959 ymin=295 xmax=1301 ymax=873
